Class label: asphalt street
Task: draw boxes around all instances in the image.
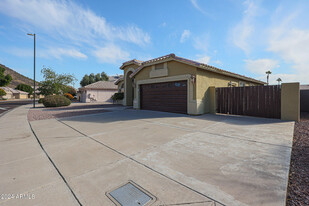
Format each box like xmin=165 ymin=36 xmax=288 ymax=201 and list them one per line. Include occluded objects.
xmin=0 ymin=100 xmax=35 ymax=116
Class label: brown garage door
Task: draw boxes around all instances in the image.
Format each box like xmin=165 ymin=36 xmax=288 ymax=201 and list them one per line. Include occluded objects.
xmin=140 ymin=80 xmax=187 ymax=114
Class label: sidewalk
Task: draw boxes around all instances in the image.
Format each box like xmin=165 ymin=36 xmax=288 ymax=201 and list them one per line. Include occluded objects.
xmin=0 ymin=105 xmax=79 ymax=206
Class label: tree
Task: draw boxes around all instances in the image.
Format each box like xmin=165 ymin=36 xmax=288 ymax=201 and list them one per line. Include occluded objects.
xmin=16 ymin=84 xmax=34 ymax=95
xmin=95 ymin=73 xmax=101 ymax=82
xmin=89 ymin=73 xmax=95 ymax=84
xmin=64 ymin=85 xmax=77 ymax=96
xmin=0 ymin=88 xmax=6 ymax=98
xmin=80 ymin=75 xmax=89 ymax=87
xmin=38 ymin=67 xmax=76 ymax=96
xmin=0 ymin=67 xmax=12 ymax=87
xmin=101 ymin=72 xmax=109 ymax=81
xmin=80 ymin=71 xmax=109 ymax=87
xmin=276 ymin=78 xmax=282 ymax=85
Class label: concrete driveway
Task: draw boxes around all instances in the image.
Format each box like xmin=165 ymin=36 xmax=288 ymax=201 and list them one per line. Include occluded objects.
xmin=0 ymin=105 xmax=294 ymax=206
xmin=29 ymin=108 xmax=294 ymax=206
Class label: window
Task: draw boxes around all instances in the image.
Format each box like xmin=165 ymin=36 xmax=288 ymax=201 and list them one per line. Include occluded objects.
xmin=155 ymin=63 xmax=164 ymax=70
xmin=239 ymin=81 xmax=245 ymax=87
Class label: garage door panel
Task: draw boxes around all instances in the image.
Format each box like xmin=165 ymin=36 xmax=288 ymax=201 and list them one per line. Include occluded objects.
xmin=140 ymin=80 xmax=187 ymax=114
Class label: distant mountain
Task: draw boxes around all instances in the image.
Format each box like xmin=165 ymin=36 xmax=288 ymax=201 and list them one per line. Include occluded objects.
xmin=0 ymin=64 xmax=39 ymax=89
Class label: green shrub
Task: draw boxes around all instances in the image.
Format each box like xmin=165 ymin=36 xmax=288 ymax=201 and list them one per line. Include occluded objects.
xmin=16 ymin=84 xmax=33 ymax=95
xmin=111 ymin=92 xmax=124 ymax=102
xmin=38 ymin=98 xmax=44 ymax=103
xmin=0 ymin=88 xmax=6 ymax=97
xmin=43 ymin=95 xmax=71 ymax=107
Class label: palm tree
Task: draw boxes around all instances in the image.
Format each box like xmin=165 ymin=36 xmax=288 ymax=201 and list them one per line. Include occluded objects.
xmin=266 ymin=71 xmax=272 ymax=85
xmin=276 ymin=78 xmax=282 ymax=85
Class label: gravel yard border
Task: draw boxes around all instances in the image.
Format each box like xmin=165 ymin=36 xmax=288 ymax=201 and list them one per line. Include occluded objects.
xmin=27 ymin=103 xmax=122 ymax=121
xmin=286 ymin=112 xmax=309 ymax=206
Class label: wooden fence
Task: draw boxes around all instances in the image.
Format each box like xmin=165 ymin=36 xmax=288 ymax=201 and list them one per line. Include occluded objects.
xmin=216 ymin=85 xmax=281 ymax=119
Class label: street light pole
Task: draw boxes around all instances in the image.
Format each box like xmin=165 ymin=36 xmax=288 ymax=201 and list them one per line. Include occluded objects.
xmin=27 ymin=33 xmax=36 ymax=108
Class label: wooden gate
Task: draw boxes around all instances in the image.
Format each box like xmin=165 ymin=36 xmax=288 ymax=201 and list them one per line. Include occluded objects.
xmin=216 ymin=85 xmax=281 ymax=119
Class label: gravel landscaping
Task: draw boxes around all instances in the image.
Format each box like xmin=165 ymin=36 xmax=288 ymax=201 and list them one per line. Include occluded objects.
xmin=27 ymin=103 xmax=122 ymax=121
xmin=286 ymin=112 xmax=309 ymax=206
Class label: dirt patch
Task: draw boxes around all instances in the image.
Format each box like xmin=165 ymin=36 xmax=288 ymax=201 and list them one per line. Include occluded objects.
xmin=286 ymin=112 xmax=309 ymax=205
xmin=27 ymin=103 xmax=122 ymax=121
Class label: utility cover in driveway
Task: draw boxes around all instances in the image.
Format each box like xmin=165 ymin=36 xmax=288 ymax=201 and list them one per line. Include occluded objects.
xmin=107 ymin=181 xmax=156 ymax=206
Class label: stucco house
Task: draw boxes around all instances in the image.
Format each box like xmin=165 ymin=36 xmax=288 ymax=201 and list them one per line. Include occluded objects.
xmin=115 ymin=53 xmax=265 ymax=115
xmin=0 ymin=87 xmax=29 ymax=99
xmin=79 ymin=81 xmax=118 ymax=103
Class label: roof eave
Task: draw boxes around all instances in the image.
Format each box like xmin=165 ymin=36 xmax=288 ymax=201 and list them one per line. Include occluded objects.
xmin=130 ymin=55 xmax=265 ymax=84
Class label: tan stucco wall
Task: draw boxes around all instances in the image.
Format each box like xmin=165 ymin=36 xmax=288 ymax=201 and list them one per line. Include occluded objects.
xmin=14 ymin=93 xmax=28 ymax=99
xmin=123 ymin=64 xmax=139 ymax=76
xmin=134 ymin=60 xmax=197 ymax=100
xmin=80 ymin=89 xmax=117 ymax=103
xmin=281 ymin=82 xmax=300 ymax=122
xmin=122 ymin=64 xmax=139 ymax=106
xmin=196 ymin=69 xmax=262 ymax=113
xmin=117 ymin=81 xmax=124 ymax=92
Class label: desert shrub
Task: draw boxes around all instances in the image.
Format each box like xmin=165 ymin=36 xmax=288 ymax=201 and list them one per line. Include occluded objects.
xmin=43 ymin=95 xmax=71 ymax=107
xmin=64 ymin=93 xmax=73 ymax=100
xmin=111 ymin=92 xmax=124 ymax=104
xmin=111 ymin=92 xmax=124 ymax=102
xmin=0 ymin=88 xmax=6 ymax=97
xmin=38 ymin=98 xmax=44 ymax=103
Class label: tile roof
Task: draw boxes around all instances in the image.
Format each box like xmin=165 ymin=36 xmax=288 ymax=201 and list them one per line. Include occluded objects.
xmin=114 ymin=77 xmax=124 ymax=85
xmin=79 ymin=81 xmax=118 ymax=90
xmin=0 ymin=87 xmax=29 ymax=94
xmin=108 ymin=75 xmax=123 ymax=82
xmin=129 ymin=53 xmax=266 ymax=84
xmin=120 ymin=59 xmax=143 ymax=70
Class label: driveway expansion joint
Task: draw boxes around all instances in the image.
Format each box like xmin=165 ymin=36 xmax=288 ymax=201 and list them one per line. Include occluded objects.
xmin=57 ymin=119 xmax=225 ymax=206
xmin=28 ymin=120 xmax=83 ymax=206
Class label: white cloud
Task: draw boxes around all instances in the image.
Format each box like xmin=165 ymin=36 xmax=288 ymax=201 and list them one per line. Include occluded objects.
xmin=266 ymin=9 xmax=309 ymax=84
xmin=180 ymin=30 xmax=191 ymax=43
xmin=231 ymin=0 xmax=259 ymax=53
xmin=0 ymin=0 xmax=150 ymax=46
xmin=257 ymin=73 xmax=302 ymax=85
xmin=213 ymin=60 xmax=223 ymax=66
xmin=159 ymin=22 xmax=167 ymax=27
xmin=244 ymin=59 xmax=279 ymax=75
xmin=268 ymin=28 xmax=309 ymax=73
xmin=190 ymin=0 xmax=211 ymax=17
xmin=45 ymin=48 xmax=87 ymax=60
xmin=6 ymin=47 xmax=87 ymax=60
xmin=196 ymin=55 xmax=210 ymax=64
xmin=193 ymin=34 xmax=209 ymax=52
xmin=93 ymin=44 xmax=130 ymax=64
xmin=6 ymin=47 xmax=33 ymax=57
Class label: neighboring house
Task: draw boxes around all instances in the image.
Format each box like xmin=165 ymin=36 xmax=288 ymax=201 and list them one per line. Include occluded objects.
xmin=300 ymin=85 xmax=309 ymax=112
xmin=0 ymin=87 xmax=29 ymax=99
xmin=79 ymin=81 xmax=118 ymax=103
xmin=108 ymin=75 xmax=123 ymax=82
xmin=115 ymin=53 xmax=265 ymax=115
xmin=114 ymin=77 xmax=124 ymax=93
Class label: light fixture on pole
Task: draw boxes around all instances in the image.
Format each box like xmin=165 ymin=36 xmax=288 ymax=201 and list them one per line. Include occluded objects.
xmin=266 ymin=70 xmax=272 ymax=85
xmin=27 ymin=33 xmax=36 ymax=108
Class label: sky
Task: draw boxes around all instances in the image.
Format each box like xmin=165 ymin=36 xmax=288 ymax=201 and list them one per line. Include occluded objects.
xmin=0 ymin=0 xmax=308 ymax=87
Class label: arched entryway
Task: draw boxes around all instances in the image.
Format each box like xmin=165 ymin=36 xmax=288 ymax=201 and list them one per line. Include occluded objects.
xmin=124 ymin=69 xmax=135 ymax=106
